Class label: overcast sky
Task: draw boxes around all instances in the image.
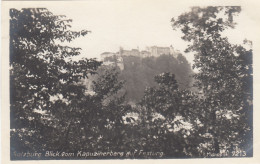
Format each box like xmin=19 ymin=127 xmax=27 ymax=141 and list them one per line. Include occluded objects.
xmin=44 ymin=1 xmax=258 ymax=65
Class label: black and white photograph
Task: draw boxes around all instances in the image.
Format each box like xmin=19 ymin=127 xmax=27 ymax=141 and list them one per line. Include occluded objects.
xmin=1 ymin=0 xmax=260 ymax=162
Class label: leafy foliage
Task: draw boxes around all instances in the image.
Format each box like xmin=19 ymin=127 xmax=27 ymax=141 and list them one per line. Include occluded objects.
xmin=137 ymin=73 xmax=202 ymax=157
xmin=10 ymin=8 xmax=101 ymax=155
xmin=172 ymin=6 xmax=253 ymax=156
xmin=10 ymin=7 xmax=252 ymax=159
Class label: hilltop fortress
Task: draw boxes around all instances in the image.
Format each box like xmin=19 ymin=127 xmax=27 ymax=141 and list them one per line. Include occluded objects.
xmin=100 ymin=46 xmax=181 ymax=70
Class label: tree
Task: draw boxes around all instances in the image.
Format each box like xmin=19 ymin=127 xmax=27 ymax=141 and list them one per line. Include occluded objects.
xmin=135 ymin=73 xmax=202 ymax=157
xmin=10 ymin=8 xmax=101 ymax=157
xmin=118 ymin=54 xmax=194 ymax=102
xmin=46 ymin=66 xmax=132 ymax=154
xmin=172 ymin=6 xmax=253 ymax=156
xmin=89 ymin=66 xmax=132 ymax=152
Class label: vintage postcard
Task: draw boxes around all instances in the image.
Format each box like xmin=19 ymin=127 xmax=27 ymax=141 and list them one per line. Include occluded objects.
xmin=1 ymin=0 xmax=260 ymax=163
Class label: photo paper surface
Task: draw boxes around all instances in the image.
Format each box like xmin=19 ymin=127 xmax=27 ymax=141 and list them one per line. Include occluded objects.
xmin=1 ymin=0 xmax=260 ymax=163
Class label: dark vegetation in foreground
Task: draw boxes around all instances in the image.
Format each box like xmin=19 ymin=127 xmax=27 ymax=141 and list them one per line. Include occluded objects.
xmin=10 ymin=7 xmax=252 ymax=159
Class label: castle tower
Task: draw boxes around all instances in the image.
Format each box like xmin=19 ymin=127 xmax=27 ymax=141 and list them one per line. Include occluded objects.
xmin=119 ymin=47 xmax=123 ymax=56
